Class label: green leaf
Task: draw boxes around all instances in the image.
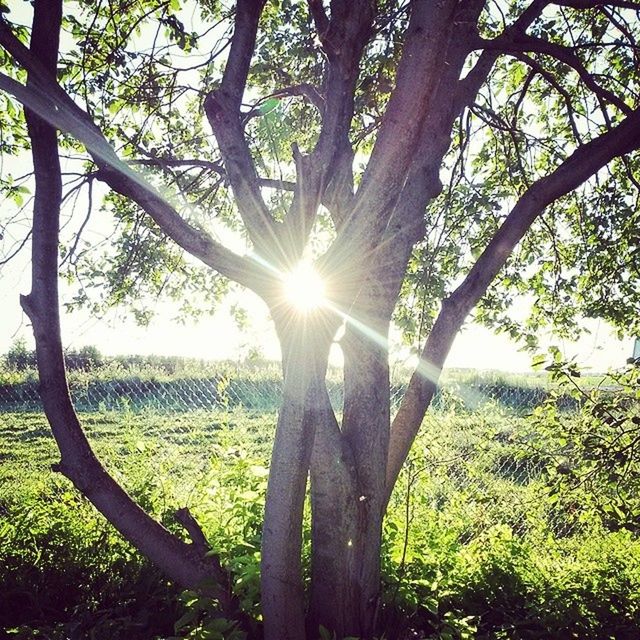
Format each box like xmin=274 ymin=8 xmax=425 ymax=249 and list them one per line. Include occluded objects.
xmin=258 ymin=98 xmax=279 ymax=115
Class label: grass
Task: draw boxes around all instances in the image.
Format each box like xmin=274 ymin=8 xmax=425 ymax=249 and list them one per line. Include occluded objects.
xmin=1 ymin=399 xmax=639 ymax=638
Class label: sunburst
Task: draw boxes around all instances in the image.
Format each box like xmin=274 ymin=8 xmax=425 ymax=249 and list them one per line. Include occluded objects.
xmin=282 ymin=260 xmax=326 ymax=312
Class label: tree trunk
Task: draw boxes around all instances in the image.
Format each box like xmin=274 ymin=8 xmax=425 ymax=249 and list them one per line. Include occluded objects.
xmin=307 ymin=391 xmax=359 ymax=637
xmin=306 ymin=309 xmax=391 ymax=639
xmin=262 ymin=315 xmax=336 ymax=640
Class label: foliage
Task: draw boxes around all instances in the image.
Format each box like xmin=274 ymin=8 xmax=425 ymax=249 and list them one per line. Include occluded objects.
xmin=3 ymin=339 xmax=104 ymax=372
xmin=0 ymin=472 xmax=181 ymax=639
xmin=531 ymin=359 xmax=640 ymax=535
xmin=1 ymin=1 xmax=638 ymax=339
xmin=3 ymin=339 xmax=34 ymax=371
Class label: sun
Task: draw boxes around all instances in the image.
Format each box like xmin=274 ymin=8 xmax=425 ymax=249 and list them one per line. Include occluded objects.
xmin=282 ymin=260 xmax=326 ymax=312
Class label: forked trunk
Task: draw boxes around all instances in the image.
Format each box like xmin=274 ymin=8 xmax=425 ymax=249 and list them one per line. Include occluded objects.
xmin=261 ymin=316 xmax=336 ymax=640
xmin=307 ymin=317 xmax=391 ymax=639
xmin=262 ymin=306 xmax=389 ymax=640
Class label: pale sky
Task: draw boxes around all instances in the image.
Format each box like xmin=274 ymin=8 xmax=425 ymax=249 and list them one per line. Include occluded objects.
xmin=1 ymin=242 xmax=633 ymax=373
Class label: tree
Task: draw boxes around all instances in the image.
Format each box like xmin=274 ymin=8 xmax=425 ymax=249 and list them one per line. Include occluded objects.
xmin=3 ymin=337 xmax=35 ymax=370
xmin=1 ymin=0 xmax=639 ymax=637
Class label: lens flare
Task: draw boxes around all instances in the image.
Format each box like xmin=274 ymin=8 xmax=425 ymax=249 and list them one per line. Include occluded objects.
xmin=283 ymin=261 xmax=326 ymax=312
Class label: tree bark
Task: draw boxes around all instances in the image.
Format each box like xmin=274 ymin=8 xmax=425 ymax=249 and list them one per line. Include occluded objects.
xmin=307 ymin=390 xmax=359 ymax=637
xmin=262 ymin=314 xmax=337 ymax=640
xmin=306 ymin=295 xmax=393 ymax=638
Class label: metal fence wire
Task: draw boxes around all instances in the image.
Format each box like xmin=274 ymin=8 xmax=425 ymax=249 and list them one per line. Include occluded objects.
xmin=0 ymin=366 xmax=589 ymax=539
xmin=0 ymin=368 xmax=564 ymax=413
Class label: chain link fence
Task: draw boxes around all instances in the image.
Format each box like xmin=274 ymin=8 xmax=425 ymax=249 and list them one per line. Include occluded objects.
xmin=0 ymin=366 xmax=566 ymax=413
xmin=0 ymin=364 xmax=589 ymax=539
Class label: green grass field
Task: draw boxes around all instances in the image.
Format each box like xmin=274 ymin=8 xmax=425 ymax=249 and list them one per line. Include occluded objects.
xmin=1 ymin=400 xmax=639 ymax=639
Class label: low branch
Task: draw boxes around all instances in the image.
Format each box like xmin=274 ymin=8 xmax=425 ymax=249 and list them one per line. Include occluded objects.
xmin=385 ymin=104 xmax=640 ymax=498
xmin=175 ymin=507 xmax=212 ymax=555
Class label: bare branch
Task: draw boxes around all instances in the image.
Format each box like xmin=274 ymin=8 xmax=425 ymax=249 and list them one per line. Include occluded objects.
xmin=479 ymin=33 xmax=633 ymax=115
xmin=61 ymin=176 xmax=95 ymax=267
xmin=0 ymin=229 xmax=32 ymax=266
xmin=131 ymin=156 xmax=296 ymax=191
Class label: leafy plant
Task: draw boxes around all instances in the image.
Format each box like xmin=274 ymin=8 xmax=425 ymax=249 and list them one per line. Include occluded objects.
xmin=532 ymin=357 xmax=640 ymax=533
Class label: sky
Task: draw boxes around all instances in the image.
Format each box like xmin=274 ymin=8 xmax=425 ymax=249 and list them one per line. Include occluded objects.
xmin=1 ymin=241 xmax=633 ymax=373
xmin=0 ymin=0 xmax=635 ymax=374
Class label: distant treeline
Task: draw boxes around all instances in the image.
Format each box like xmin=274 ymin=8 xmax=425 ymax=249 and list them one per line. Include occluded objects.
xmin=2 ymin=339 xmax=270 ymax=375
xmin=0 ymin=342 xmax=582 ymax=415
xmin=1 ymin=340 xmax=607 ymax=415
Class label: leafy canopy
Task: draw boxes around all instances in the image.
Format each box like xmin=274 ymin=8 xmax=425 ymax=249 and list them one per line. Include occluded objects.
xmin=0 ymin=0 xmax=638 ymax=343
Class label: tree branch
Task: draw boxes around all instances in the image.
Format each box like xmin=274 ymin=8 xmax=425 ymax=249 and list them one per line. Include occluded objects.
xmin=0 ymin=35 xmax=267 ymax=293
xmin=454 ymin=0 xmax=552 ymax=113
xmin=265 ymin=82 xmax=325 ymax=113
xmin=175 ymin=507 xmax=211 ymax=555
xmin=326 ymin=0 xmax=478 ymax=281
xmin=386 ymin=104 xmax=640 ymax=498
xmin=479 ymin=33 xmax=633 ymax=115
xmin=552 ymin=0 xmax=640 ymax=9
xmin=323 ymin=0 xmax=490 ymax=312
xmin=18 ymin=0 xmax=235 ymax=612
xmin=514 ymin=52 xmax=583 ymax=141
xmin=279 ymin=0 xmax=374 ymax=260
xmin=131 ymin=157 xmax=296 ymax=191
xmin=307 ymin=0 xmax=330 ymax=44
xmin=204 ymin=0 xmax=281 ymax=262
